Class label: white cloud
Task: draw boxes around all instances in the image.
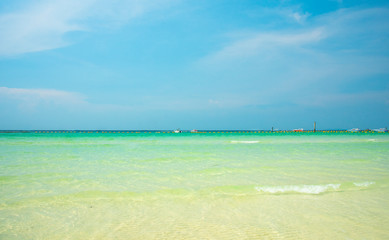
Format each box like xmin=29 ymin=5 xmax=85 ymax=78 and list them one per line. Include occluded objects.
xmin=202 ymin=28 xmax=325 ymax=63
xmin=315 ymin=7 xmax=389 ymax=37
xmin=0 ymin=86 xmax=145 ymax=114
xmin=295 ymin=91 xmax=389 ymax=107
xmin=0 ymin=86 xmax=84 ymax=102
xmin=201 ymin=7 xmax=389 ymax=65
xmin=0 ymin=86 xmax=87 ymax=110
xmin=0 ymin=0 xmax=174 ymax=56
xmin=195 ymin=7 xmax=389 ymax=111
xmin=0 ymin=0 xmax=89 ymax=56
xmin=246 ymin=6 xmax=311 ymax=25
xmin=290 ymin=12 xmax=310 ymax=23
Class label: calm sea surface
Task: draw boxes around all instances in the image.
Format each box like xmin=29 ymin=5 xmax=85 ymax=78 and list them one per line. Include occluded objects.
xmin=1 ymin=132 xmax=389 ymax=239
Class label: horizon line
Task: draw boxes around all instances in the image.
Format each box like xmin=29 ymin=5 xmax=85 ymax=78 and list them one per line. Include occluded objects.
xmin=0 ymin=129 xmax=387 ymax=133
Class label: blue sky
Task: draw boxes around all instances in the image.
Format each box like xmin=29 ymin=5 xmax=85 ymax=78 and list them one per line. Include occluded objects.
xmin=0 ymin=0 xmax=388 ymax=130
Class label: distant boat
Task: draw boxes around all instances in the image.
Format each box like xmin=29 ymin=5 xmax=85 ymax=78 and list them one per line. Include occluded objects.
xmin=348 ymin=128 xmax=361 ymax=132
xmin=190 ymin=129 xmax=198 ymax=133
xmin=293 ymin=128 xmax=303 ymax=132
xmin=372 ymin=128 xmax=387 ymax=133
xmin=174 ymin=129 xmax=182 ymax=133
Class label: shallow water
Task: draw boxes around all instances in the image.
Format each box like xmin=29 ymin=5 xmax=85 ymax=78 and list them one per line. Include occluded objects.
xmin=1 ymin=132 xmax=389 ymax=239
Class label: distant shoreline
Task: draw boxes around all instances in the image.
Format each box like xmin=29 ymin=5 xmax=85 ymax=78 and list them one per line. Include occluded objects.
xmin=0 ymin=130 xmax=387 ymax=133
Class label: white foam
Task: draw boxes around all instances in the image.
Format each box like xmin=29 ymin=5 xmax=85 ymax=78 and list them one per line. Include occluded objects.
xmin=353 ymin=181 xmax=375 ymax=187
xmin=255 ymin=184 xmax=341 ymax=194
xmin=367 ymin=139 xmax=377 ymax=142
xmin=231 ymin=141 xmax=259 ymax=144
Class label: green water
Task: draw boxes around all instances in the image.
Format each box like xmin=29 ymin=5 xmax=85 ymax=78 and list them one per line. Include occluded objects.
xmin=1 ymin=132 xmax=389 ymax=239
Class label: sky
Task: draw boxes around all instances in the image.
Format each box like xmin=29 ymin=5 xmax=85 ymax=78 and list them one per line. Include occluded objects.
xmin=0 ymin=0 xmax=388 ymax=130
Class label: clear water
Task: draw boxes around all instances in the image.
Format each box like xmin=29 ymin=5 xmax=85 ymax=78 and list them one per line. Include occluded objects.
xmin=1 ymin=132 xmax=389 ymax=239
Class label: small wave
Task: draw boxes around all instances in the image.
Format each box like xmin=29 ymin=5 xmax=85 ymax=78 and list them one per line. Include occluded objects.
xmin=231 ymin=141 xmax=259 ymax=144
xmin=367 ymin=139 xmax=377 ymax=142
xmin=353 ymin=181 xmax=375 ymax=187
xmin=255 ymin=184 xmax=341 ymax=194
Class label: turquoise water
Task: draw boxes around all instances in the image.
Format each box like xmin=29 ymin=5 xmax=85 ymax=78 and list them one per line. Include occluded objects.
xmin=1 ymin=132 xmax=389 ymax=239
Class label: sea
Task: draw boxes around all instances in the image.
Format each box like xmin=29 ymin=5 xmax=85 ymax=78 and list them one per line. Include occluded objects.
xmin=1 ymin=131 xmax=389 ymax=239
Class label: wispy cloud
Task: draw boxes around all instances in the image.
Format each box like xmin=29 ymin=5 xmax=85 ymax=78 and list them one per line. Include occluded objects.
xmin=245 ymin=6 xmax=311 ymax=25
xmin=202 ymin=28 xmax=325 ymax=63
xmin=0 ymin=0 xmax=174 ymax=56
xmin=202 ymin=7 xmax=389 ymax=63
xmin=194 ymin=6 xmax=389 ymax=113
xmin=0 ymin=86 xmax=141 ymax=113
xmin=315 ymin=7 xmax=389 ymax=39
xmin=0 ymin=86 xmax=87 ymax=110
xmin=0 ymin=0 xmax=89 ymax=56
xmin=295 ymin=91 xmax=389 ymax=107
xmin=291 ymin=12 xmax=310 ymax=23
